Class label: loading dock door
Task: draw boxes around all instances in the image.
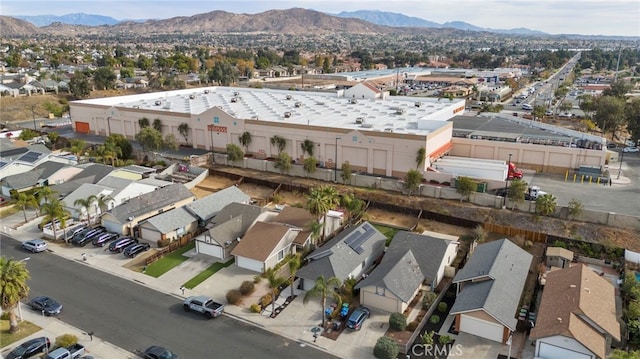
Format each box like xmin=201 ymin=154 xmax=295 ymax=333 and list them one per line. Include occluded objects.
xmin=75 ymin=122 xmax=90 ymax=133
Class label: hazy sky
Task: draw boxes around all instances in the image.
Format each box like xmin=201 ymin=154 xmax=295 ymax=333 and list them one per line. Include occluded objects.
xmin=2 ymin=0 xmax=638 ymax=36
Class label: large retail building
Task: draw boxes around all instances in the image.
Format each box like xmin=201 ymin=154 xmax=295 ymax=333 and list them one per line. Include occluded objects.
xmin=69 ymin=83 xmax=465 ymax=177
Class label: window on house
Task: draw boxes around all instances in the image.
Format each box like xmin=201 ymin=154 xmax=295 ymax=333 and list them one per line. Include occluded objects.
xmin=277 ymin=249 xmax=285 ymax=261
xmin=213 ymin=116 xmax=219 ymax=124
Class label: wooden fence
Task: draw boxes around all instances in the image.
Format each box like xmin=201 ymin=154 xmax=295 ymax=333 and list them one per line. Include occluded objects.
xmin=144 ymin=235 xmax=195 ymax=265
xmin=483 ymin=223 xmax=548 ymax=242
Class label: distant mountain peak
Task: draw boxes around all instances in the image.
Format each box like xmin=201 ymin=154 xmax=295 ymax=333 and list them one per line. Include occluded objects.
xmin=14 ymin=13 xmax=120 ymax=27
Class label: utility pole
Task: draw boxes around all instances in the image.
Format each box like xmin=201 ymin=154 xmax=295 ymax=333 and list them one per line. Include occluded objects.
xmin=31 ymin=105 xmax=37 ymax=130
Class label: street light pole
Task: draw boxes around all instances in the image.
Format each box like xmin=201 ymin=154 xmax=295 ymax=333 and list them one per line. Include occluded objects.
xmin=334 ymin=137 xmax=340 ymax=182
xmin=503 ymin=153 xmax=513 ymax=208
xmin=31 ymin=105 xmax=37 ymax=130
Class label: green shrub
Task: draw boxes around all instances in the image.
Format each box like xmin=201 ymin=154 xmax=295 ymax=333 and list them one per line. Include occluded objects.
xmin=226 ymin=289 xmax=242 ymax=305
xmin=422 ymin=291 xmax=437 ymax=309
xmin=157 ymin=238 xmax=170 ymax=248
xmin=250 ymin=303 xmax=262 ymax=313
xmin=407 ymin=321 xmax=419 ymax=331
xmin=439 ymin=335 xmax=453 ymax=345
xmin=438 ymin=302 xmax=448 ymax=313
xmin=55 ymin=334 xmax=78 ymax=348
xmin=389 ymin=312 xmax=407 ymax=331
xmin=239 ymin=280 xmax=255 ymax=296
xmin=430 ymin=315 xmax=440 ymax=324
xmin=421 ymin=330 xmax=435 ymax=345
xmin=253 ymin=274 xmax=263 ymax=284
xmin=373 ymin=336 xmax=399 ymax=359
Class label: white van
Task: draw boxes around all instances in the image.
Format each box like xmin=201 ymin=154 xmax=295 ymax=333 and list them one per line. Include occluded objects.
xmin=521 ymin=104 xmax=533 ymax=111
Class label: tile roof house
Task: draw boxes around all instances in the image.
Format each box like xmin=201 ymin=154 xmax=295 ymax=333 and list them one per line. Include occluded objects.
xmin=355 ymin=231 xmax=459 ymax=313
xmin=530 ymin=264 xmax=621 ymax=359
xmin=449 ymin=238 xmax=532 ymax=344
xmin=231 ymin=221 xmax=300 ymax=273
xmin=296 ymin=222 xmax=386 ymax=291
xmin=269 ymin=206 xmax=316 ymax=248
xmin=195 ymin=203 xmax=266 ymax=260
xmin=100 ymin=183 xmax=195 ymax=236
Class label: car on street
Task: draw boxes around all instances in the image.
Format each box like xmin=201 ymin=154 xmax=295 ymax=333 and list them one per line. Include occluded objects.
xmin=109 ymin=237 xmax=138 ymax=253
xmin=346 ymin=306 xmax=370 ymax=330
xmin=623 ymin=147 xmax=639 ymax=153
xmin=92 ymin=232 xmax=119 ymax=247
xmin=123 ymin=242 xmax=151 ymax=258
xmin=22 ymin=239 xmax=47 ymax=253
xmin=521 ymin=103 xmax=533 ymax=111
xmin=5 ymin=337 xmax=51 ymax=359
xmin=29 ymin=296 xmax=63 ymax=316
xmin=143 ymin=345 xmax=179 ymax=359
xmin=544 ymin=110 xmax=553 ymax=116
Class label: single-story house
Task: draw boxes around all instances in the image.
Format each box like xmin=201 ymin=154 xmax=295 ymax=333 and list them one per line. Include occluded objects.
xmin=100 ymin=183 xmax=195 ymax=236
xmin=60 ymin=183 xmax=115 ymax=221
xmin=450 ymin=238 xmax=532 ymax=344
xmin=530 ymin=264 xmax=621 ymax=359
xmin=0 ymin=161 xmax=68 ymax=196
xmin=270 ymin=206 xmax=315 ymax=249
xmin=195 ymin=203 xmax=266 ymax=260
xmin=356 ymin=231 xmax=459 ymax=313
xmin=138 ymin=207 xmax=199 ymax=246
xmin=51 ymin=163 xmax=115 ymax=198
xmin=184 ymin=186 xmax=250 ymax=226
xmin=231 ymin=221 xmax=300 ymax=273
xmin=545 ymin=246 xmax=574 ymax=269
xmin=296 ymin=221 xmax=386 ymax=291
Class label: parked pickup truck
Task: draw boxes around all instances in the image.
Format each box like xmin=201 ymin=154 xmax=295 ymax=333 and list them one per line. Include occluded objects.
xmin=183 ymin=295 xmax=224 ymax=319
xmin=44 ymin=343 xmax=85 ymax=359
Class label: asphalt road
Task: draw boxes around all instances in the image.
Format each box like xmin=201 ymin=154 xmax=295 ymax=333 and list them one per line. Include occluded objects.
xmin=0 ymin=235 xmax=337 ymax=359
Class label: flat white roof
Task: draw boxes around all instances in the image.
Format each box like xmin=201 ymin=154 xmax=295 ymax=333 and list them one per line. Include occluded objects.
xmin=74 ymin=87 xmax=463 ymax=135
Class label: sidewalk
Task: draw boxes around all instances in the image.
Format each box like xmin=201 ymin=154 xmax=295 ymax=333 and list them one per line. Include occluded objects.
xmin=1 ymin=210 xmax=382 ymax=359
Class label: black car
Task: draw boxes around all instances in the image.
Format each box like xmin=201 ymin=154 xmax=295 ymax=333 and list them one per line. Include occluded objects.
xmin=29 ymin=296 xmax=63 ymax=316
xmin=109 ymin=237 xmax=138 ymax=253
xmin=92 ymin=232 xmax=119 ymax=247
xmin=123 ymin=242 xmax=151 ymax=258
xmin=73 ymin=226 xmax=105 ymax=243
xmin=143 ymin=346 xmax=179 ymax=359
xmin=5 ymin=337 xmax=51 ymax=359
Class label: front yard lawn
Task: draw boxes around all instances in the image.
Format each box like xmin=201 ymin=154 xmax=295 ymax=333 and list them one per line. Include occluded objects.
xmin=0 ymin=319 xmax=42 ymax=347
xmin=182 ymin=258 xmax=234 ymax=289
xmin=144 ymin=242 xmax=195 ymax=278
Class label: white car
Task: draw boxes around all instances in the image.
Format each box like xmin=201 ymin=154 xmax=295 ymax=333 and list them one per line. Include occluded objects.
xmin=558 ymin=112 xmax=573 ymax=118
xmin=521 ymin=104 xmax=533 ymax=111
xmin=623 ymin=147 xmax=639 ymax=153
xmin=545 ymin=110 xmax=553 ymax=116
xmin=22 ymin=239 xmax=47 ymax=253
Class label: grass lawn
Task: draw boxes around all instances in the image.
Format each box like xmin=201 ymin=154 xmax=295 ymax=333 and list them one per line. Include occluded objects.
xmin=182 ymin=258 xmax=234 ymax=289
xmin=0 ymin=206 xmax=20 ymax=219
xmin=0 ymin=319 xmax=42 ymax=347
xmin=144 ymin=242 xmax=195 ymax=278
xmin=373 ymin=224 xmax=399 ymax=246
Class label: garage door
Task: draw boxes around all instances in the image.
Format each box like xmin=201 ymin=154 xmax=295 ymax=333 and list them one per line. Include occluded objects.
xmin=236 ymin=256 xmax=264 ymax=272
xmin=361 ymin=289 xmax=399 ymax=313
xmin=197 ymin=242 xmax=223 ymax=259
xmin=538 ymin=342 xmax=592 ymax=359
xmin=75 ymin=122 xmax=90 ymax=133
xmin=459 ymin=314 xmax=504 ymax=343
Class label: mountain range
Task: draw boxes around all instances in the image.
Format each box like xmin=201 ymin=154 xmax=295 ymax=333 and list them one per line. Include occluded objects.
xmin=10 ymin=9 xmax=545 ymax=35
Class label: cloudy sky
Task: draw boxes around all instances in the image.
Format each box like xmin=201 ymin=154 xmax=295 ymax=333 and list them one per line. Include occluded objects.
xmin=2 ymin=0 xmax=638 ymax=36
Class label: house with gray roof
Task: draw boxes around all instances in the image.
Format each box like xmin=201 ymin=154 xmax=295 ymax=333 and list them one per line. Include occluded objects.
xmin=355 ymin=231 xmax=459 ymax=313
xmin=184 ymin=186 xmax=251 ymax=225
xmin=61 ymin=183 xmax=115 ymax=221
xmin=296 ymin=221 xmax=386 ymax=291
xmin=195 ymin=203 xmax=266 ymax=260
xmin=100 ymin=183 xmax=195 ymax=236
xmin=52 ymin=163 xmax=114 ymax=197
xmin=138 ymin=207 xmax=199 ymax=246
xmin=0 ymin=161 xmax=67 ymax=196
xmin=449 ymin=238 xmax=532 ymax=344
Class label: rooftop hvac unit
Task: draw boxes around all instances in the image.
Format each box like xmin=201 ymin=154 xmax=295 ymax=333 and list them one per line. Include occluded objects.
xmin=204 ymin=89 xmax=210 ymax=94
xmin=230 ymin=97 xmax=238 ymax=103
xmin=189 ymin=94 xmax=195 ymax=99
xmin=294 ymin=102 xmax=302 ymax=108
xmin=234 ymin=91 xmax=239 ymax=96
xmin=384 ymin=128 xmax=394 ymax=133
xmin=349 ymin=98 xmax=358 ymax=104
xmin=355 ymin=117 xmax=364 ymax=124
xmin=286 ymin=95 xmax=292 ymax=100
xmin=284 ymin=112 xmax=292 ymax=118
xmin=154 ymin=100 xmax=162 ymax=106
xmin=415 ymin=102 xmax=422 ymax=107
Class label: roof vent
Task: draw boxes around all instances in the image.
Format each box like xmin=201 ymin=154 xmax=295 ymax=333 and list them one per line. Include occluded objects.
xmin=349 ymin=98 xmax=358 ymax=104
xmin=415 ymin=102 xmax=422 ymax=107
xmin=355 ymin=117 xmax=364 ymax=124
xmin=557 ymin=317 xmax=562 ymax=323
xmin=234 ymin=91 xmax=239 ymax=96
xmin=204 ymin=89 xmax=210 ymax=94
xmin=154 ymin=100 xmax=161 ymax=106
xmin=284 ymin=112 xmax=292 ymax=118
xmin=569 ymin=284 xmax=576 ymax=288
xmin=294 ymin=102 xmax=302 ymax=108
xmin=230 ymin=97 xmax=238 ymax=103
xmin=286 ymin=95 xmax=292 ymax=100
xmin=396 ymin=108 xmax=406 ymax=115
xmin=189 ymin=94 xmax=195 ymax=99
xmin=585 ymin=288 xmax=590 ymax=293
xmin=384 ymin=128 xmax=393 ymax=133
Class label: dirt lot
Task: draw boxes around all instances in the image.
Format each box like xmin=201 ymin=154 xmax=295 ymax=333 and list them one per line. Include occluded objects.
xmin=366 ymin=208 xmax=418 ymax=229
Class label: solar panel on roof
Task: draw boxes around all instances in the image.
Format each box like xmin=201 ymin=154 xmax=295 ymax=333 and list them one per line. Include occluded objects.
xmin=17 ymin=151 xmax=43 ymax=163
xmin=344 ymin=224 xmax=376 ymax=254
xmin=0 ymin=161 xmax=7 ymax=169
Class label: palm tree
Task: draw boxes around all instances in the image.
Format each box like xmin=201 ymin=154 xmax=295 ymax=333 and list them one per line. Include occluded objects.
xmin=239 ymin=131 xmax=252 ymax=153
xmin=0 ymin=257 xmax=31 ymax=333
xmin=14 ymin=192 xmax=38 ymax=222
xmin=40 ymin=199 xmax=71 ymax=241
xmin=178 ymin=123 xmax=190 ymax=145
xmin=300 ymin=139 xmax=314 ymax=158
xmin=416 ymin=147 xmax=426 ymax=169
xmin=303 ymin=275 xmax=341 ymax=328
xmin=94 ymin=193 xmax=114 ymax=215
xmin=35 ymin=186 xmax=58 ymax=205
xmin=287 ymin=254 xmax=301 ymax=299
xmin=102 ymin=141 xmax=122 ymax=167
xmin=264 ymin=267 xmax=287 ymax=316
xmin=270 ymin=135 xmax=286 ymax=153
xmin=309 ymin=220 xmax=323 ymax=247
xmin=536 ymin=194 xmax=557 ymax=216
xmin=74 ymin=195 xmax=96 ymax=223
xmin=306 ymin=186 xmax=338 ymax=243
xmin=69 ymin=139 xmax=87 ymax=158
xmin=340 ymin=193 xmax=366 ymax=223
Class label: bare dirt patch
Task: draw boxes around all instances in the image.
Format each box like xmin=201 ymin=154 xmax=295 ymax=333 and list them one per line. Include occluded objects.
xmin=197 ymin=176 xmax=237 ymax=191
xmin=238 ymin=281 xmax=271 ymax=309
xmin=190 ymin=187 xmax=214 ymax=199
xmin=417 ymin=219 xmax=471 ymax=237
xmin=273 ymin=190 xmax=307 ymax=207
xmin=238 ymin=182 xmax=274 ymax=200
xmin=366 ymin=208 xmax=418 ymax=229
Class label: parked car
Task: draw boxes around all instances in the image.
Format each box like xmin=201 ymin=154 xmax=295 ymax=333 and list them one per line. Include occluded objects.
xmin=521 ymin=103 xmax=533 ymax=110
xmin=22 ymin=239 xmax=47 ymax=253
xmin=73 ymin=226 xmax=105 ymax=243
xmin=623 ymin=147 xmax=639 ymax=153
xmin=143 ymin=346 xmax=179 ymax=359
xmin=5 ymin=337 xmax=51 ymax=359
xmin=92 ymin=232 xmax=119 ymax=247
xmin=123 ymin=243 xmax=151 ymax=258
xmin=346 ymin=306 xmax=370 ymax=330
xmin=109 ymin=237 xmax=138 ymax=253
xmin=71 ymin=230 xmax=104 ymax=247
xmin=29 ymin=296 xmax=62 ymax=316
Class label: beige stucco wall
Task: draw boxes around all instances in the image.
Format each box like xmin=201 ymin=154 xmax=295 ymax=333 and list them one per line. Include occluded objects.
xmin=451 ymin=138 xmax=606 ymax=174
